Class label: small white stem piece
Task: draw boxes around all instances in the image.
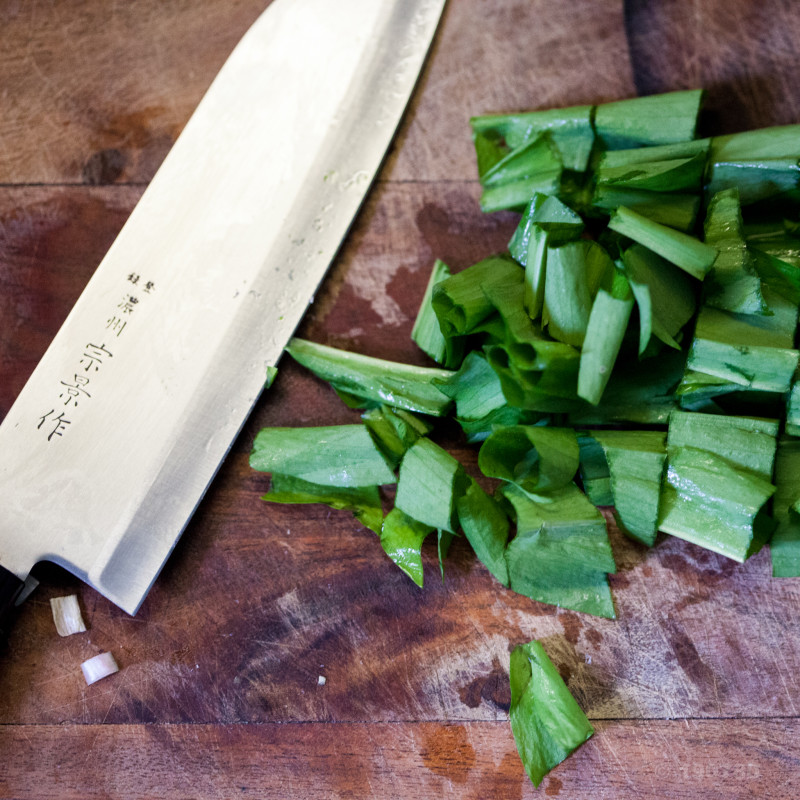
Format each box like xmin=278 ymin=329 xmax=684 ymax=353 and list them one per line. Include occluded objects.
xmin=50 ymin=595 xmax=87 ymax=636
xmin=81 ymin=652 xmax=119 ymax=685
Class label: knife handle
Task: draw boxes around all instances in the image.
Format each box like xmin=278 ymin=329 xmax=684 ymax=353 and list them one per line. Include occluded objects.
xmin=0 ymin=566 xmax=25 ymax=635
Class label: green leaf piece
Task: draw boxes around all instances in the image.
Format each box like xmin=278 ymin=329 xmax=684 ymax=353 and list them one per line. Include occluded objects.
xmin=411 ymin=258 xmax=453 ymax=366
xmin=621 ymin=243 xmax=696 ymax=354
xmin=502 ymin=483 xmax=616 ymax=618
xmin=380 ymin=508 xmax=434 ymax=587
xmin=597 ymin=138 xmax=710 ymax=169
xmin=456 ymin=477 xmax=511 ymax=587
xmin=471 ymin=105 xmax=595 ymax=172
xmin=703 ymin=189 xmax=767 ymax=314
xmin=261 ymin=474 xmax=383 ymax=535
xmin=509 ymin=640 xmax=594 ymax=788
xmin=250 ymin=425 xmax=396 ymax=487
xmin=577 ymin=276 xmax=635 ymax=405
xmin=594 ymin=89 xmax=704 ymax=150
xmin=685 ymin=286 xmax=799 ymax=394
xmin=480 ymin=134 xmax=563 ymax=213
xmin=437 ymin=529 xmax=455 ymax=582
xmin=577 ymin=435 xmax=613 ymax=507
xmin=787 ymin=379 xmax=800 ymax=437
xmin=771 ymin=438 xmax=800 ymax=577
xmin=596 ymin=152 xmax=706 ymax=193
xmin=591 ymin=430 xmax=667 ymax=546
xmin=362 ymin=406 xmax=432 ymax=468
xmin=508 ymin=192 xmax=585 ymax=318
xmin=667 ymin=411 xmax=779 ymax=479
xmin=434 ymin=350 xmax=508 ymax=422
xmin=750 ymin=245 xmax=800 ymax=305
xmin=395 ymin=438 xmax=468 ymax=533
xmin=659 ymin=445 xmax=776 ymax=562
xmin=608 ymin=206 xmax=717 ymax=280
xmin=479 ymin=425 xmax=579 ymax=495
xmin=659 ymin=412 xmax=778 ymax=561
xmin=591 ymin=186 xmax=700 ymax=232
xmin=543 ymin=240 xmax=615 ymax=347
xmin=432 ymin=255 xmax=523 ymax=338
xmin=569 ymin=348 xmax=683 ymax=426
xmin=287 ymin=338 xmax=453 ymax=417
xmin=707 ymin=159 xmax=800 ymax=206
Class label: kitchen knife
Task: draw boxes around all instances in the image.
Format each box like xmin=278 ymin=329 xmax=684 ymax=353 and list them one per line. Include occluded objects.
xmin=0 ymin=0 xmax=446 ymax=620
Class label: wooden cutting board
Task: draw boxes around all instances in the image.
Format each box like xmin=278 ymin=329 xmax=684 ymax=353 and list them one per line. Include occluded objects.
xmin=1 ymin=1 xmax=800 ymax=797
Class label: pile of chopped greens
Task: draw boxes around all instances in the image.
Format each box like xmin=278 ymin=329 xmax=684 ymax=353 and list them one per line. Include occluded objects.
xmin=251 ymin=89 xmax=800 ymax=787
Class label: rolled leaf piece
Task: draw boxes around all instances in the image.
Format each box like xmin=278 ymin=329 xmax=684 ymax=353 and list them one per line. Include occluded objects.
xmin=771 ymin=438 xmax=800 ymax=577
xmin=509 ymin=640 xmax=594 ymax=788
xmin=479 ymin=425 xmax=579 ymax=495
xmin=380 ymin=508 xmax=434 ymax=587
xmin=702 ymin=189 xmax=767 ymax=315
xmin=395 ymin=437 xmax=468 ymax=533
xmin=250 ymin=425 xmax=396 ymax=488
xmin=608 ymin=206 xmax=717 ymax=280
xmin=590 ymin=430 xmax=667 ymax=546
xmin=432 ymin=255 xmax=523 ymax=338
xmin=577 ymin=273 xmax=634 ymax=405
xmin=261 ymin=474 xmax=383 ymax=535
xmin=502 ymin=483 xmax=616 ymax=618
xmin=456 ymin=477 xmax=511 ymax=587
xmin=411 ymin=258 xmax=453 ymax=366
xmin=594 ymin=89 xmax=704 ymax=150
xmin=287 ymin=338 xmax=453 ymax=417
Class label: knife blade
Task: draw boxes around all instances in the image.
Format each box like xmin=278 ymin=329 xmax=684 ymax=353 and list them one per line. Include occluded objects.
xmin=0 ymin=0 xmax=445 ymax=618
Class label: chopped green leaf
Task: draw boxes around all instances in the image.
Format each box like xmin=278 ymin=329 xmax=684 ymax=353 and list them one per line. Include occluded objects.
xmin=456 ymin=477 xmax=511 ymax=586
xmin=395 ymin=437 xmax=468 ymax=533
xmin=261 ymin=474 xmax=383 ymax=535
xmin=543 ymin=240 xmax=615 ymax=347
xmin=250 ymin=424 xmax=396 ymax=487
xmin=509 ymin=639 xmax=594 ymax=787
xmin=287 ymin=338 xmax=453 ymax=417
xmin=380 ymin=508 xmax=434 ymax=587
xmin=621 ymin=243 xmax=696 ymax=354
xmin=502 ymin=482 xmax=616 ymax=618
xmin=703 ymin=189 xmax=767 ymax=314
xmin=411 ymin=258 xmax=453 ymax=366
xmin=577 ymin=274 xmax=634 ymax=405
xmin=591 ymin=430 xmax=667 ymax=546
xmin=594 ymin=89 xmax=704 ymax=150
xmin=771 ymin=438 xmax=800 ymax=577
xmin=471 ymin=104 xmax=595 ymax=172
xmin=480 ymin=134 xmax=563 ymax=213
xmin=479 ymin=425 xmax=579 ymax=495
xmin=608 ymin=206 xmax=717 ymax=280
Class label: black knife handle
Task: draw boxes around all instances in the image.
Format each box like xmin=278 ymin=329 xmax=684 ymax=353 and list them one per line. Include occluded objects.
xmin=0 ymin=566 xmax=25 ymax=636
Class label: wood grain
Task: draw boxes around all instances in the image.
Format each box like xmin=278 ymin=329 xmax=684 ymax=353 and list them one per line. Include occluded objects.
xmin=2 ymin=0 xmax=800 ymax=797
xmin=0 ymin=720 xmax=798 ymax=800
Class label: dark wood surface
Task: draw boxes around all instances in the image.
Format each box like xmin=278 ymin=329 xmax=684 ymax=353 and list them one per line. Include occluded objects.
xmin=2 ymin=1 xmax=800 ymax=797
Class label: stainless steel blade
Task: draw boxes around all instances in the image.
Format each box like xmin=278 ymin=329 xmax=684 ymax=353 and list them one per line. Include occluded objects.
xmin=0 ymin=0 xmax=445 ymax=614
